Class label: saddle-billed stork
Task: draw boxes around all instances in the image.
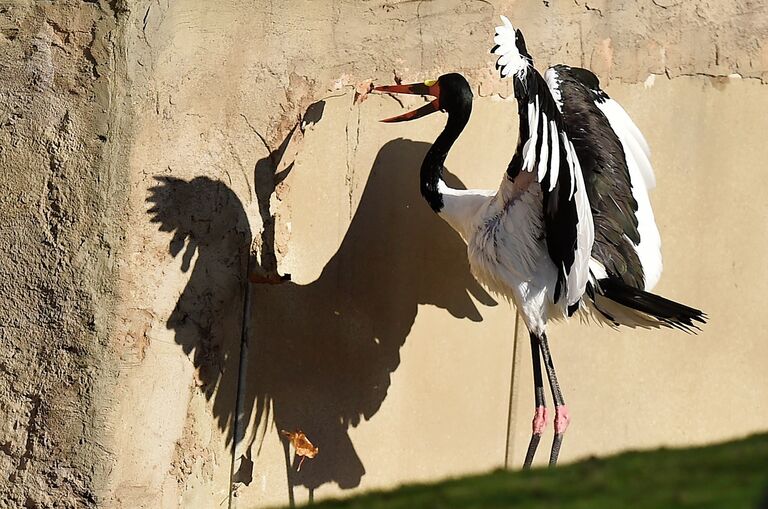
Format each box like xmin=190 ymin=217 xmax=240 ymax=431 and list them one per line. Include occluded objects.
xmin=373 ymin=16 xmax=706 ymax=468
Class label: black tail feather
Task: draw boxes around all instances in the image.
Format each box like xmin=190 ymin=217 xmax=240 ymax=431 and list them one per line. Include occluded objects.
xmin=593 ymin=278 xmax=707 ymax=333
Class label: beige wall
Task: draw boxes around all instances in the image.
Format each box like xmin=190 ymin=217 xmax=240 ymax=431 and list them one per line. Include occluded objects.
xmin=3 ymin=0 xmax=763 ymax=507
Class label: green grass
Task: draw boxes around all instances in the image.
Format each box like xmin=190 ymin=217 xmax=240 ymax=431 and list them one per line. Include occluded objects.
xmin=299 ymin=433 xmax=768 ymax=509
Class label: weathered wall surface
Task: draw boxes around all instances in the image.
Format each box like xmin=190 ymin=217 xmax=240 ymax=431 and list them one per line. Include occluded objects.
xmin=110 ymin=1 xmax=768 ymax=507
xmin=3 ymin=0 xmax=768 ymax=507
xmin=0 ymin=0 xmax=129 ymax=507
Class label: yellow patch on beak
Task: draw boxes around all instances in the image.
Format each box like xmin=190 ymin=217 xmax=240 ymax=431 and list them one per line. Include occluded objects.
xmin=424 ymin=79 xmax=438 ymax=86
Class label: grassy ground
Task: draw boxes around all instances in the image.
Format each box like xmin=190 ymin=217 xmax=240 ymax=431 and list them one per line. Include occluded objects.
xmin=298 ymin=433 xmax=768 ymax=509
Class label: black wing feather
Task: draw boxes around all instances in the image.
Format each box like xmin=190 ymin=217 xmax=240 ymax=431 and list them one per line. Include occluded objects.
xmin=550 ymin=65 xmax=644 ymax=289
xmin=508 ymin=73 xmax=579 ymax=303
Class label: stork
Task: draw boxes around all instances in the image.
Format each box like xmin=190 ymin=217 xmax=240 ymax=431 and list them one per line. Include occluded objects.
xmin=373 ymin=16 xmax=706 ymax=468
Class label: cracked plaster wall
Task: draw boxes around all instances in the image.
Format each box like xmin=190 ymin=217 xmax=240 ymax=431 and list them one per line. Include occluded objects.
xmin=2 ymin=0 xmax=768 ymax=508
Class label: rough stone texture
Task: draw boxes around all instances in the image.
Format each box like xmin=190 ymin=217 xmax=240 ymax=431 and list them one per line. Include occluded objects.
xmin=3 ymin=0 xmax=768 ymax=507
xmin=0 ymin=0 xmax=129 ymax=507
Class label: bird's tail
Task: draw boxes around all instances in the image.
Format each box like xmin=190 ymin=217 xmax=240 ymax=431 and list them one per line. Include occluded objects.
xmin=586 ymin=278 xmax=707 ymax=333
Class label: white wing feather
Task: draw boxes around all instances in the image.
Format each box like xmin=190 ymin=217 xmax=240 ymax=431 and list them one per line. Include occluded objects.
xmin=492 ymin=16 xmax=530 ymax=80
xmin=596 ymin=99 xmax=662 ymax=290
xmin=567 ymin=146 xmax=594 ymax=307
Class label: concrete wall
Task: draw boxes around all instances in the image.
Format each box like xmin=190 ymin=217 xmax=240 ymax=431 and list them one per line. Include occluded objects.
xmin=0 ymin=2 xmax=129 ymax=507
xmin=2 ymin=0 xmax=768 ymax=507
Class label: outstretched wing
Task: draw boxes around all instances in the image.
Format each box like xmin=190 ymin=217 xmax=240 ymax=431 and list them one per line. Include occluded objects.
xmin=544 ymin=65 xmax=662 ymax=291
xmin=492 ymin=17 xmax=594 ymax=313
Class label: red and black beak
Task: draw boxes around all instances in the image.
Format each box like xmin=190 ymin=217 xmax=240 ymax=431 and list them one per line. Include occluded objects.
xmin=373 ymin=81 xmax=441 ymax=123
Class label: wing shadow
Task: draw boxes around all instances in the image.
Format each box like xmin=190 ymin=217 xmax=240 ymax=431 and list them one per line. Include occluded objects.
xmin=146 ymin=175 xmax=251 ymax=437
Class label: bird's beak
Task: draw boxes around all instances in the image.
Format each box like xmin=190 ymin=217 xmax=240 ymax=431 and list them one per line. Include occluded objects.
xmin=373 ymin=80 xmax=441 ymax=122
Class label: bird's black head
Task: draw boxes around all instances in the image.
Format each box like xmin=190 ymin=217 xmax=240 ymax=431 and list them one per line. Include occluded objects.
xmin=434 ymin=73 xmax=473 ymax=118
xmin=373 ymin=73 xmax=473 ymax=123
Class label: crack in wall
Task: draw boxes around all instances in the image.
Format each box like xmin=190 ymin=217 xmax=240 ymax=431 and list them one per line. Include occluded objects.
xmin=341 ymin=96 xmax=365 ymax=221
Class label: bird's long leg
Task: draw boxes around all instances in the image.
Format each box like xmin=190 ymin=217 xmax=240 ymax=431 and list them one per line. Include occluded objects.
xmin=537 ymin=332 xmax=570 ymax=467
xmin=522 ymin=332 xmax=547 ymax=470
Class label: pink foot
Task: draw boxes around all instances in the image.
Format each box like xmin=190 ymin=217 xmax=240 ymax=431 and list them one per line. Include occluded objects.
xmin=532 ymin=406 xmax=548 ymax=435
xmin=554 ymin=405 xmax=570 ymax=434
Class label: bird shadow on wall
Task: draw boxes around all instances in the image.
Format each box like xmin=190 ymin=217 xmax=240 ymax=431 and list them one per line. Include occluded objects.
xmin=242 ymin=137 xmax=497 ymax=498
xmin=146 ymin=135 xmax=496 ymax=503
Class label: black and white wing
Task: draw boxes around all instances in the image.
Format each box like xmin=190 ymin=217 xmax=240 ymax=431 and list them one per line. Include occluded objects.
xmin=544 ymin=65 xmax=662 ymax=292
xmin=492 ymin=17 xmax=594 ymax=313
